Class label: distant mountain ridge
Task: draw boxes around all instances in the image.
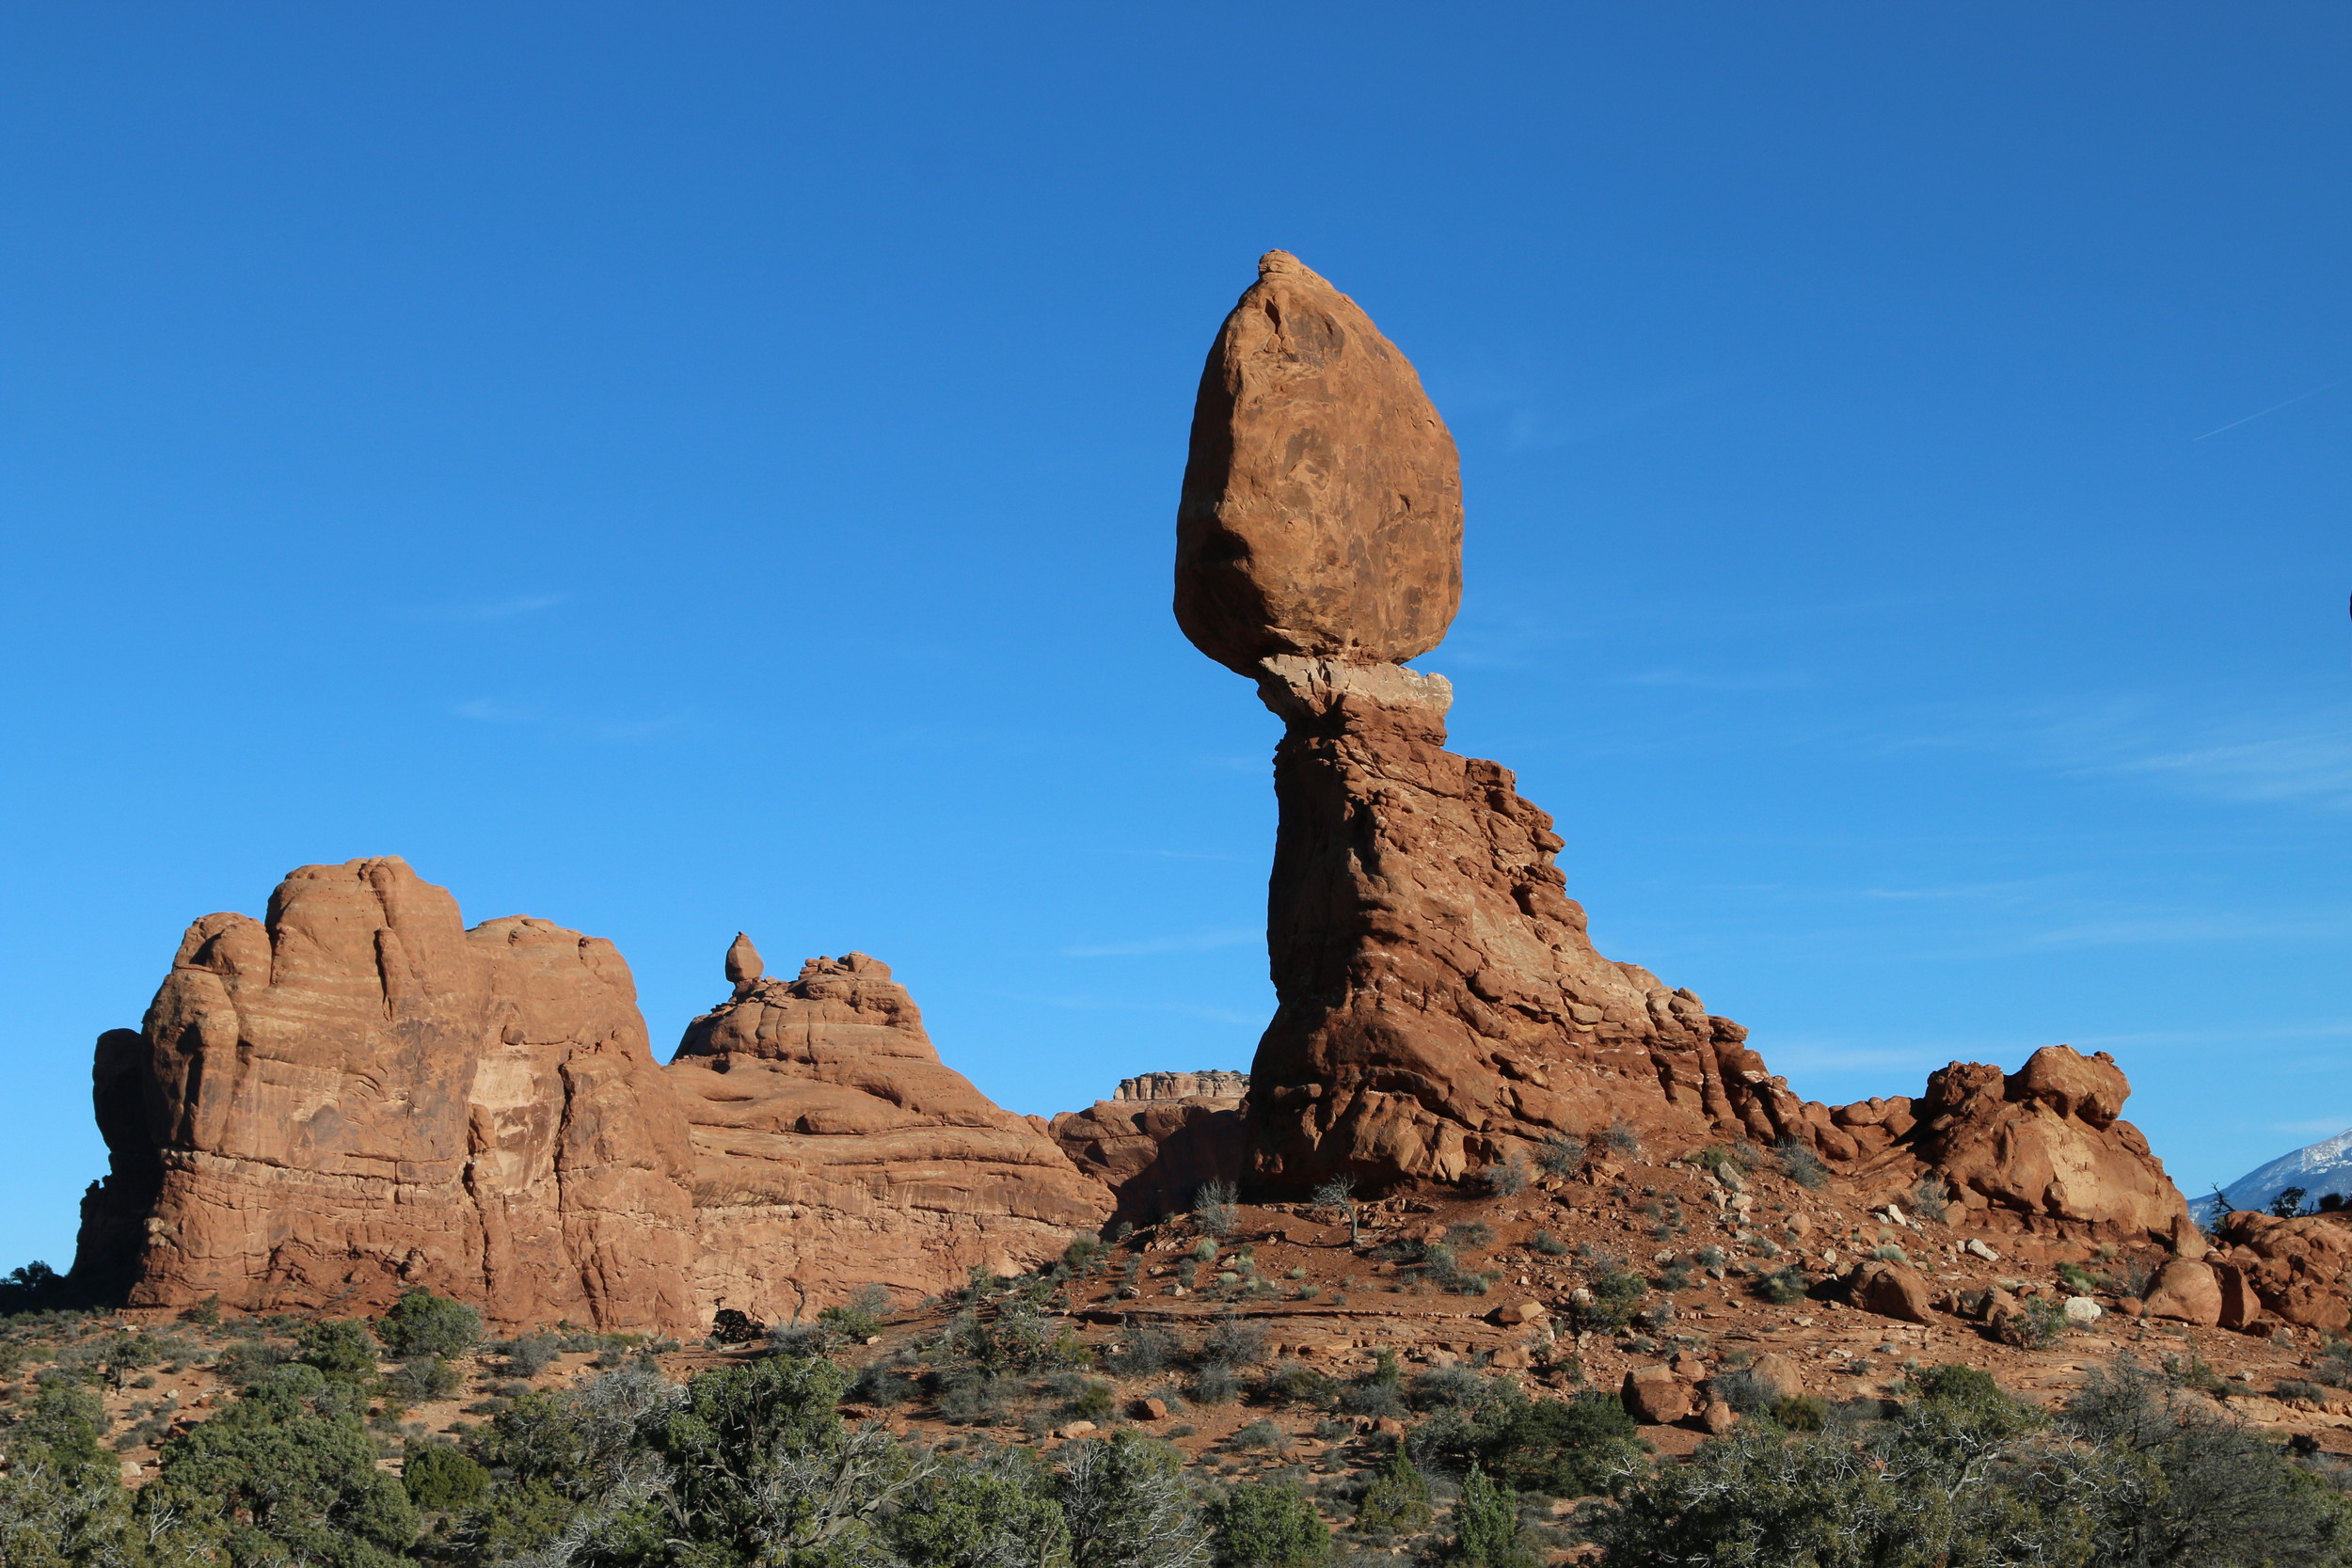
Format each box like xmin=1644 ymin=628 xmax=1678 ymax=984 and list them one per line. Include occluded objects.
xmin=2191 ymin=1127 xmax=2352 ymax=1223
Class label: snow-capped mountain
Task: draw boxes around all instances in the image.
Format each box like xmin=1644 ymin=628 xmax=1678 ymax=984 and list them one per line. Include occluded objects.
xmin=2190 ymin=1126 xmax=2352 ymax=1224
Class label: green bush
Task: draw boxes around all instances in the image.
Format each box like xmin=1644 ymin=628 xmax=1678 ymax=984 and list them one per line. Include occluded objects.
xmin=1774 ymin=1139 xmax=1830 ymax=1190
xmin=1773 ymin=1394 xmax=1829 ymax=1432
xmin=1571 ymin=1260 xmax=1647 ymax=1330
xmin=402 ymin=1441 xmax=489 ymax=1510
xmin=296 ymin=1318 xmax=381 ymax=1382
xmin=1438 ymin=1465 xmax=1536 ymax=1568
xmin=1354 ymin=1449 xmax=1432 ymax=1533
xmin=1215 ymin=1478 xmax=1329 ymax=1567
xmin=818 ymin=1281 xmax=894 ymax=1342
xmin=373 ymin=1288 xmax=482 ymax=1360
xmin=383 ymin=1354 xmax=462 ymax=1404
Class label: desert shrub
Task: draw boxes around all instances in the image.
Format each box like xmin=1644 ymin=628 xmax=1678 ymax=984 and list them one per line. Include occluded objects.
xmin=1266 ymin=1360 xmax=1339 ymax=1409
xmin=1752 ymin=1266 xmax=1809 ymax=1306
xmin=710 ymin=1307 xmax=765 ymax=1345
xmin=1911 ymin=1175 xmax=1950 ymax=1224
xmin=767 ymin=1322 xmax=835 ymax=1357
xmin=296 ymin=1319 xmax=380 ymax=1383
xmin=1570 ymin=1260 xmax=1646 ymax=1331
xmin=851 ymin=1354 xmax=924 ymax=1406
xmin=2277 ymin=1378 xmax=2328 ymax=1402
xmin=937 ymin=1367 xmax=1012 ymax=1424
xmin=1066 ymin=1234 xmax=1103 ymax=1272
xmin=501 ymin=1329 xmax=562 ymax=1377
xmin=2315 ymin=1340 xmax=2352 ymax=1388
xmin=1709 ymin=1367 xmax=1782 ymax=1417
xmin=1528 ymin=1229 xmax=1567 ymax=1257
xmin=1228 ymin=1419 xmax=1287 ymax=1452
xmin=1445 ymin=1221 xmax=1493 ymax=1251
xmin=1354 ymin=1449 xmax=1432 ymax=1533
xmin=818 ymin=1282 xmax=893 ymax=1343
xmin=2061 ymin=1354 xmax=2352 ymax=1567
xmin=1338 ymin=1377 xmax=1406 ymax=1418
xmin=1409 ymin=1366 xmax=1486 ymax=1411
xmin=1191 ymin=1364 xmax=1241 ymax=1405
xmin=1479 ymin=1155 xmax=1530 ymax=1197
xmin=403 ymin=1440 xmax=488 ymax=1511
xmin=1063 ymin=1378 xmax=1117 ymax=1420
xmin=1534 ymin=1133 xmax=1586 ymax=1177
xmin=2057 ymin=1260 xmax=2100 ymax=1294
xmin=1867 ymin=1243 xmax=1910 ymax=1264
xmin=1603 ymin=1118 xmax=1642 ymax=1158
xmin=1215 ymin=1477 xmax=1329 ymax=1567
xmin=1774 ymin=1139 xmax=1830 ymax=1191
xmin=1994 ymin=1296 xmax=2071 ymax=1351
xmin=1203 ymin=1316 xmax=1269 ymax=1368
xmin=1059 ymin=1430 xmax=1203 ymax=1568
xmin=1197 ymin=1180 xmax=1241 ymax=1237
xmin=1107 ymin=1324 xmax=1182 ymax=1377
xmin=1436 ymin=1465 xmax=1536 ymax=1568
xmin=214 ymin=1338 xmax=290 ymax=1387
xmin=383 ymin=1354 xmax=462 ymax=1404
xmin=1658 ymin=1261 xmax=1693 ymax=1292
xmin=374 ymin=1288 xmax=482 ymax=1360
xmin=885 ymin=1441 xmax=1068 ymax=1568
xmin=1773 ymin=1394 xmax=1829 ymax=1432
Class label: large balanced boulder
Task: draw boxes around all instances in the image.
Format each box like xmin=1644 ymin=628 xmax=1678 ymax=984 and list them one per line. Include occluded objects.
xmin=1174 ymin=250 xmax=1463 ymax=676
xmin=72 ymin=857 xmax=701 ymax=1329
xmin=667 ymin=944 xmax=1111 ymax=1320
xmin=2140 ymin=1259 xmax=2223 ymax=1326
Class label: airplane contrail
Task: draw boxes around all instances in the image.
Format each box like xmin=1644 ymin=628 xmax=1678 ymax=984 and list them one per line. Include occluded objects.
xmin=2192 ymin=379 xmax=2342 ymax=441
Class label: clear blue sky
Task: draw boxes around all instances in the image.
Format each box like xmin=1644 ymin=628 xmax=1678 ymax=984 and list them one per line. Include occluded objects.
xmin=4 ymin=4 xmax=2347 ymax=1268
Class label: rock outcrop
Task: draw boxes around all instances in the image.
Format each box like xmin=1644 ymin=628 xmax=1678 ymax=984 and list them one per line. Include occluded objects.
xmin=1052 ymin=1075 xmax=1248 ymax=1227
xmin=1117 ymin=1070 xmax=1248 ymax=1102
xmin=72 ymin=857 xmax=702 ymax=1329
xmin=1178 ymin=252 xmax=2193 ymax=1245
xmin=667 ymin=949 xmax=1111 ymax=1320
xmin=1883 ymin=1047 xmax=2190 ymax=1240
xmin=2211 ymin=1211 xmax=2352 ymax=1333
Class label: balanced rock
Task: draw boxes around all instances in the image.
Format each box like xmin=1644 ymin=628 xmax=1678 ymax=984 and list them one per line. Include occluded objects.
xmin=1174 ymin=250 xmax=1462 ymax=676
xmin=72 ymin=857 xmax=701 ymax=1328
xmin=668 ymin=947 xmax=1110 ymax=1319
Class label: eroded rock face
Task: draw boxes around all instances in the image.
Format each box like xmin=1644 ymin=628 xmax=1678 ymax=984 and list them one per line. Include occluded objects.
xmin=1051 ymin=1084 xmax=1247 ymax=1227
xmin=72 ymin=858 xmax=701 ymax=1329
xmin=2214 ymin=1211 xmax=2352 ymax=1332
xmin=1893 ymin=1047 xmax=2190 ymax=1240
xmin=668 ymin=950 xmax=1110 ymax=1321
xmin=1175 ymin=251 xmax=1463 ymax=676
xmin=1117 ymin=1070 xmax=1248 ymax=1102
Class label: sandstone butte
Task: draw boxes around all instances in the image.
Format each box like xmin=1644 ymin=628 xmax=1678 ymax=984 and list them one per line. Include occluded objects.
xmin=58 ymin=249 xmax=2350 ymax=1341
xmin=72 ymin=860 xmax=1106 ymax=1332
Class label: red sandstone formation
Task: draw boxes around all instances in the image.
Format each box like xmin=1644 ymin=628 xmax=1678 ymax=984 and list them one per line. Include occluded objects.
xmin=73 ymin=858 xmax=701 ymax=1329
xmin=1175 ymin=251 xmax=1463 ymax=677
xmin=1051 ymin=1075 xmax=1248 ymax=1227
xmin=667 ymin=945 xmax=1110 ymax=1320
xmin=1175 ymin=251 xmax=2193 ymax=1250
xmin=2210 ymin=1211 xmax=2352 ymax=1332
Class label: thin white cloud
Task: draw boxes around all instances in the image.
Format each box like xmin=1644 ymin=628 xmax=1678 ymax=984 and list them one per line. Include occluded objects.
xmin=1002 ymin=990 xmax=1263 ymax=1027
xmin=2274 ymin=1117 xmax=2352 ymax=1136
xmin=1060 ymin=927 xmax=1258 ymax=958
xmin=420 ymin=593 xmax=567 ymax=622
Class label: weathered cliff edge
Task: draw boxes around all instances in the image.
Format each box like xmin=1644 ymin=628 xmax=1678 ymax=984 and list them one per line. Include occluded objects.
xmin=71 ymin=863 xmax=1105 ymax=1328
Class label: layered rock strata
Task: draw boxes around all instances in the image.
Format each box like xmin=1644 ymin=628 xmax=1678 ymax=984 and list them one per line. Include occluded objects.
xmin=1117 ymin=1070 xmax=1248 ymax=1102
xmin=1052 ymin=1081 xmax=1248 ymax=1227
xmin=668 ymin=943 xmax=1111 ymax=1319
xmin=1177 ymin=252 xmax=2191 ymax=1243
xmin=72 ymin=858 xmax=701 ymax=1329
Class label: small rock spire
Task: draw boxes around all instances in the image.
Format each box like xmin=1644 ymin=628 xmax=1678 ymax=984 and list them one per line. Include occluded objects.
xmin=725 ymin=932 xmax=764 ymax=993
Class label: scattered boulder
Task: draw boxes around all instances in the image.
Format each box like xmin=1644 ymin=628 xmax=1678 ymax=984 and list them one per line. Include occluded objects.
xmin=2062 ymin=1296 xmax=2103 ymax=1326
xmin=1133 ymin=1398 xmax=1168 ymax=1421
xmin=1746 ymin=1353 xmax=1806 ymax=1404
xmin=1623 ymin=1365 xmax=1696 ymax=1425
xmin=2213 ymin=1212 xmax=2352 ymax=1332
xmin=1698 ymin=1399 xmax=1738 ymax=1435
xmin=1492 ymin=1300 xmax=1548 ymax=1326
xmin=2141 ymin=1259 xmax=2223 ymax=1326
xmin=1850 ymin=1260 xmax=1935 ymax=1324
